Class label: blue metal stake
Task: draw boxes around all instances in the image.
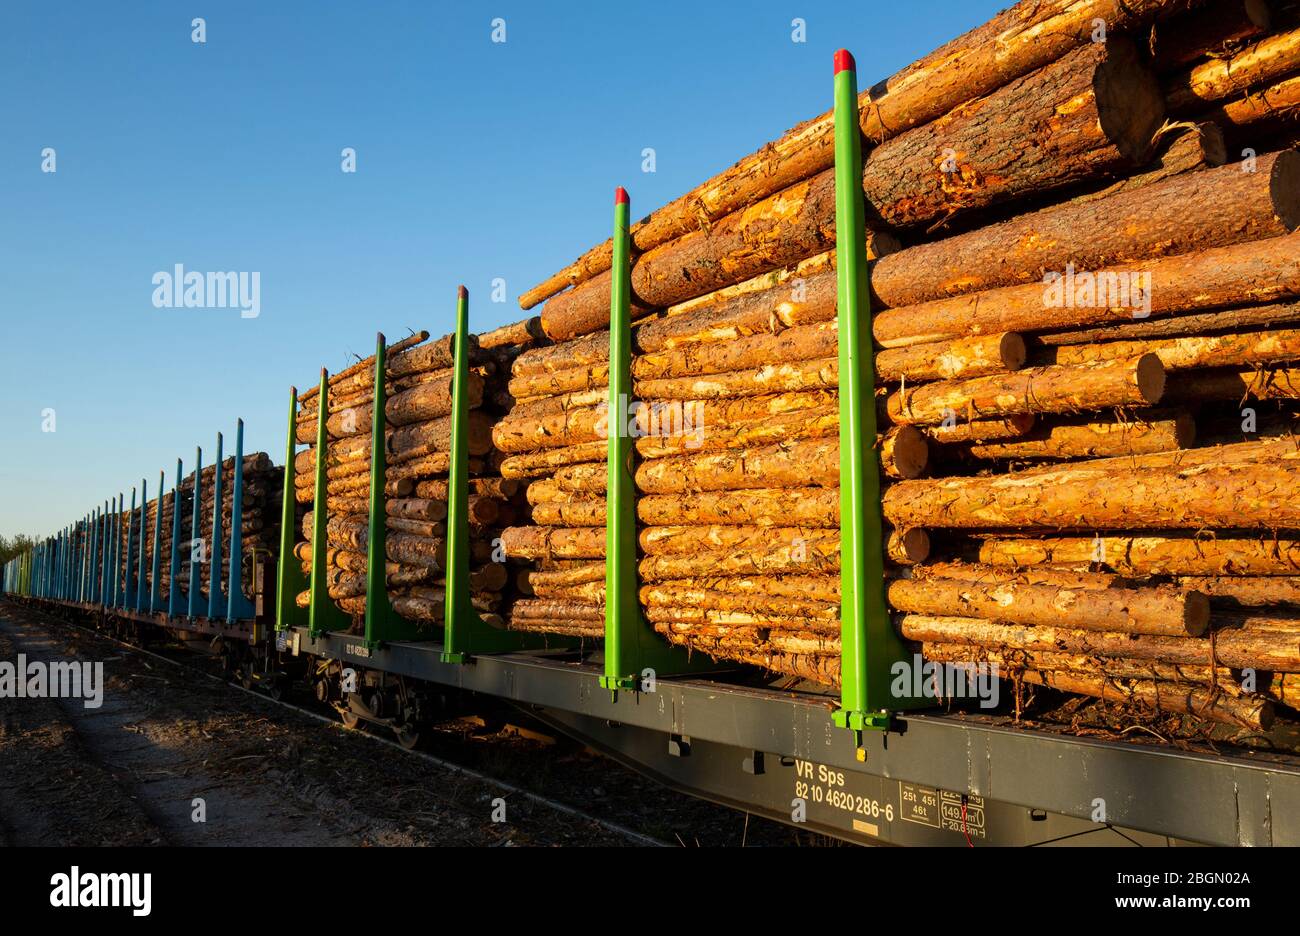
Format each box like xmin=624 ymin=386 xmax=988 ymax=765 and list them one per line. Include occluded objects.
xmin=209 ymin=432 xmax=226 ymax=619
xmin=188 ymin=448 xmax=203 ymax=619
xmin=228 ymin=419 xmax=256 ymax=621
xmin=99 ymin=499 xmax=111 ymax=607
xmin=150 ymin=470 xmax=164 ymax=611
xmin=88 ymin=508 xmax=99 ymax=604
xmin=136 ymin=478 xmax=148 ymax=613
xmin=168 ymin=459 xmax=185 ymax=617
xmin=124 ymin=488 xmax=137 ymax=609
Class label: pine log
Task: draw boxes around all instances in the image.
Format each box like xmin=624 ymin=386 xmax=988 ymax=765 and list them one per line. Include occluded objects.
xmin=886 ymin=355 xmax=1165 ymax=426
xmin=499 ymin=526 xmax=605 ymax=560
xmin=897 ymin=613 xmax=1300 ymax=671
xmin=1174 ymin=575 xmax=1300 ymax=607
xmin=530 ymin=498 xmax=606 ymax=527
xmin=386 ymin=374 xmax=481 ymax=427
xmin=1050 ymin=326 xmax=1300 ymax=372
xmin=636 ymin=357 xmax=839 ymax=401
xmin=479 ymin=316 xmax=545 ymax=350
xmin=634 ymin=405 xmax=838 ymax=459
xmin=921 ymin=641 xmax=1237 ymax=687
xmin=639 ymin=538 xmax=841 ymax=581
xmin=876 ymin=333 xmax=1025 ymax=382
xmin=873 ymin=234 xmax=1300 ymax=348
xmin=871 ymin=150 xmax=1298 ymax=307
xmin=413 ymin=478 xmax=521 ymax=501
xmin=887 ymin=575 xmax=1208 ymax=636
xmin=511 ymin=330 xmax=610 ymax=378
xmin=1202 ymin=71 xmax=1300 ymax=128
xmin=523 ymin=562 xmax=605 ymax=591
xmin=639 ymin=525 xmax=837 ymax=556
xmin=633 ymin=320 xmax=838 ymax=381
xmin=1166 ymin=27 xmax=1300 ymax=112
xmin=644 ymin=605 xmax=839 ymax=635
xmin=499 ymin=442 xmax=607 ymax=479
xmin=921 ymin=643 xmax=1272 ymax=728
xmin=636 ymin=487 xmax=840 ymax=528
xmin=635 ymin=269 xmax=837 ymax=354
xmin=883 ymin=458 xmax=1300 ymax=530
xmin=491 ymin=404 xmax=605 ymax=453
xmin=634 ymin=437 xmax=839 ymax=493
xmin=967 ymin=411 xmax=1194 ymax=460
xmin=922 ymin=414 xmax=1036 ymax=445
xmin=657 ymin=574 xmax=841 ymax=604
xmin=980 ymin=534 xmax=1300 ymax=575
xmin=1039 ymin=298 xmax=1300 ymax=345
xmin=510 ymin=599 xmax=605 ymax=622
xmin=641 ymin=585 xmax=841 ymax=622
xmin=509 ymin=363 xmax=610 ymax=400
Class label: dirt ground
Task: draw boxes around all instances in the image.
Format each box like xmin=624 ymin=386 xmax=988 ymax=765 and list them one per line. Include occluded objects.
xmin=0 ymin=604 xmax=819 ymax=847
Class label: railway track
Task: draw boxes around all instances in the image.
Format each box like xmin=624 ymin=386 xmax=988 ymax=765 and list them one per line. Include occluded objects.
xmin=0 ymin=601 xmax=809 ymax=847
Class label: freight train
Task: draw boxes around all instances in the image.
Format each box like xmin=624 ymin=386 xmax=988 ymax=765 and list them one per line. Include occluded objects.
xmin=8 ymin=0 xmax=1300 ymax=845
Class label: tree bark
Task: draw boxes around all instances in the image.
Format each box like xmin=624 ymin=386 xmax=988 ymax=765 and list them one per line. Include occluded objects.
xmin=498 ymin=441 xmax=607 ymax=479
xmin=1166 ymin=27 xmax=1300 ymax=112
xmin=887 ymin=575 xmax=1208 ymax=636
xmin=966 ymin=411 xmax=1193 ymax=460
xmin=876 ymin=333 xmax=1025 ymax=382
xmin=873 ymin=234 xmax=1300 ymax=348
xmin=884 ymin=456 xmax=1300 ymax=530
xmin=886 ymin=355 xmax=1165 ymax=426
xmin=499 ymin=526 xmax=606 ymax=560
xmin=871 ymin=150 xmax=1297 ymax=307
xmin=897 ymin=613 xmax=1300 ymax=671
xmin=1050 ymin=326 xmax=1300 ymax=371
xmin=634 ymin=437 xmax=839 ymax=493
xmin=979 ymin=534 xmax=1300 ymax=575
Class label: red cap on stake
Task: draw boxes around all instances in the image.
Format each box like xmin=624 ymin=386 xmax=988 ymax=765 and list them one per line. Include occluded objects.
xmin=458 ymin=285 xmax=468 ymax=299
xmin=834 ymin=49 xmax=855 ymax=75
xmin=614 ymin=186 xmax=629 ymax=205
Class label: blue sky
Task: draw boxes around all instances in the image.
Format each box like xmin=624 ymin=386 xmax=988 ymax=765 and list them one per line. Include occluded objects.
xmin=0 ymin=0 xmax=1001 ymax=537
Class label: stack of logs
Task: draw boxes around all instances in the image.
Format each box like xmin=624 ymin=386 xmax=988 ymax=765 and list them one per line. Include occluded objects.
xmin=488 ymin=0 xmax=1300 ymax=732
xmin=104 ymin=453 xmax=283 ymax=607
xmin=492 ymin=325 xmax=613 ymax=639
xmin=290 ymin=330 xmax=512 ymax=630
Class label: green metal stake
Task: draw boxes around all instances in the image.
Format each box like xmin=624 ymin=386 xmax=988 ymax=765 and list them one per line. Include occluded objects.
xmin=600 ymin=187 xmax=713 ymax=694
xmin=362 ymin=333 xmax=423 ymax=650
xmin=440 ymin=290 xmax=554 ymax=663
xmin=276 ymin=387 xmax=309 ymax=631
xmin=829 ymin=49 xmax=925 ymax=738
xmin=308 ymin=370 xmax=352 ymax=638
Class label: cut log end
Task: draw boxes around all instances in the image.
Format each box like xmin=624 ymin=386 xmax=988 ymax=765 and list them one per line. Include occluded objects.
xmin=1136 ymin=353 xmax=1167 ymax=403
xmin=1094 ymin=37 xmax=1166 ymax=165
xmin=1272 ymin=148 xmax=1300 ymax=232
xmin=999 ymin=332 xmax=1028 ymax=371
